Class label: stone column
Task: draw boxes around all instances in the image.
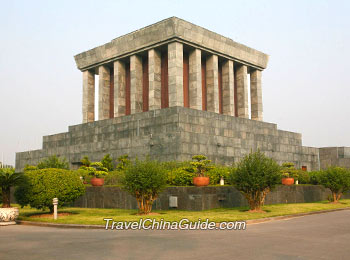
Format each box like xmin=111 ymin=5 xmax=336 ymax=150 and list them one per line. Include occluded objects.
xmin=130 ymin=55 xmax=143 ymax=114
xmin=114 ymin=60 xmax=126 ymax=117
xmin=236 ymin=64 xmax=249 ymax=118
xmin=206 ymin=54 xmax=219 ymax=113
xmin=98 ymin=65 xmax=110 ymax=120
xmin=189 ymin=49 xmax=202 ymax=110
xmin=148 ymin=49 xmax=161 ymax=110
xmin=168 ymin=42 xmax=183 ymax=107
xmin=250 ymin=69 xmax=263 ymax=121
xmin=82 ymin=70 xmax=95 ymax=123
xmin=222 ymin=60 xmax=235 ymax=116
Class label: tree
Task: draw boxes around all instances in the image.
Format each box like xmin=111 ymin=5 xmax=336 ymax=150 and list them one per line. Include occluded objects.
xmin=319 ymin=167 xmax=350 ymax=203
xmin=101 ymin=154 xmax=114 ymax=171
xmin=120 ymin=159 xmax=167 ymax=214
xmin=229 ymin=150 xmax=281 ymax=212
xmin=37 ymin=155 xmax=69 ymax=169
xmin=0 ymin=167 xmax=24 ymax=208
xmin=15 ymin=168 xmax=85 ymax=212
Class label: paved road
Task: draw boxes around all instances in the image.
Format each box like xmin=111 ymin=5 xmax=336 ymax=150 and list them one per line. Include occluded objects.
xmin=1 ymin=210 xmax=350 ymax=260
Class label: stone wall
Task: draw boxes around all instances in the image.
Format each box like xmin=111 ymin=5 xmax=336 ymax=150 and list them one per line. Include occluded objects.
xmin=16 ymin=107 xmax=320 ymax=171
xmin=72 ymin=185 xmax=350 ymax=211
xmin=319 ymin=147 xmax=350 ymax=169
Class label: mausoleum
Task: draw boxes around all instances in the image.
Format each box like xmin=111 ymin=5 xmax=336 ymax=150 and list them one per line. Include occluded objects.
xmin=15 ymin=17 xmax=350 ymax=171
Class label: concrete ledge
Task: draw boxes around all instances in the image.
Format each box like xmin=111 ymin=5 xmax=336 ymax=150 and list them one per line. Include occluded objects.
xmin=72 ymin=185 xmax=350 ymax=211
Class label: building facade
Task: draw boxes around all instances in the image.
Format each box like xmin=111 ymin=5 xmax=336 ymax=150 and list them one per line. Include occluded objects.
xmin=15 ymin=17 xmax=350 ymax=171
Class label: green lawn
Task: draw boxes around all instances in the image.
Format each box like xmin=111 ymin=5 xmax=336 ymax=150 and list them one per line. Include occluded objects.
xmin=15 ymin=199 xmax=350 ymax=225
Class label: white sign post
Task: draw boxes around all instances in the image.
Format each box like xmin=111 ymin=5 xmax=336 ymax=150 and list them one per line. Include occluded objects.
xmin=53 ymin=198 xmax=58 ymax=220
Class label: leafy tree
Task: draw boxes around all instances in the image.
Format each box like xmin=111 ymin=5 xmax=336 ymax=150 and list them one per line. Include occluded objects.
xmin=37 ymin=155 xmax=69 ymax=169
xmin=120 ymin=159 xmax=167 ymax=214
xmin=229 ymin=150 xmax=281 ymax=212
xmin=0 ymin=167 xmax=24 ymax=208
xmin=15 ymin=168 xmax=85 ymax=212
xmin=319 ymin=167 xmax=350 ymax=203
xmin=101 ymin=154 xmax=114 ymax=171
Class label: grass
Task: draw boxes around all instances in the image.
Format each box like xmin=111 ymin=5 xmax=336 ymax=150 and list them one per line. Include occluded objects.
xmin=15 ymin=199 xmax=350 ymax=225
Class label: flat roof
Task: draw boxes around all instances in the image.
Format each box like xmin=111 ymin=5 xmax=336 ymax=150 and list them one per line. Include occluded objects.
xmin=74 ymin=17 xmax=269 ymax=71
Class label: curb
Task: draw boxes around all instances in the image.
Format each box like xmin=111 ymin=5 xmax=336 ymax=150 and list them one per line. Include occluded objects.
xmin=246 ymin=207 xmax=350 ymax=225
xmin=16 ymin=207 xmax=350 ymax=229
xmin=16 ymin=221 xmax=104 ymax=229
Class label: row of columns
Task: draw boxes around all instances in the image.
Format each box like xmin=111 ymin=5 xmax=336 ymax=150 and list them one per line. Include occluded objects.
xmin=82 ymin=42 xmax=263 ymax=123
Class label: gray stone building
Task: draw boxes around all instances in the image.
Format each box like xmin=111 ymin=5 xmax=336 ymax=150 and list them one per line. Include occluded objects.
xmin=15 ymin=17 xmax=350 ymax=171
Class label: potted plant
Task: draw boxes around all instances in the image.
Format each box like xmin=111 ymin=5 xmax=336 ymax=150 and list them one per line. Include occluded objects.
xmin=281 ymin=162 xmax=296 ymax=185
xmin=84 ymin=162 xmax=108 ymax=186
xmin=188 ymin=155 xmax=213 ymax=187
xmin=0 ymin=167 xmax=24 ymax=225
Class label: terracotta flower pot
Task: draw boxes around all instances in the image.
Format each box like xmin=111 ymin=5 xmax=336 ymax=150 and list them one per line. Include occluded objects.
xmin=0 ymin=207 xmax=19 ymax=225
xmin=193 ymin=176 xmax=210 ymax=187
xmin=282 ymin=178 xmax=294 ymax=186
xmin=91 ymin=177 xmax=105 ymax=186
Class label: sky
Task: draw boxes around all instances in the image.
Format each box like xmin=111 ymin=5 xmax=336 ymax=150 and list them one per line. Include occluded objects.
xmin=0 ymin=0 xmax=349 ymax=166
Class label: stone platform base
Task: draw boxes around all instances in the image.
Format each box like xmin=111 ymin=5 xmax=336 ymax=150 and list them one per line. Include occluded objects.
xmin=16 ymin=107 xmax=320 ymax=171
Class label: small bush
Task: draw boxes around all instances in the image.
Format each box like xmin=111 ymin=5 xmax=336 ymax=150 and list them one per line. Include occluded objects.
xmin=318 ymin=167 xmax=350 ymax=203
xmin=15 ymin=168 xmax=85 ymax=212
xmin=120 ymin=159 xmax=167 ymax=214
xmin=167 ymin=167 xmax=195 ymax=186
xmin=297 ymin=170 xmax=311 ymax=184
xmin=104 ymin=170 xmax=124 ymax=185
xmin=206 ymin=166 xmax=231 ymax=185
xmin=229 ymin=150 xmax=281 ymax=212
xmin=309 ymin=171 xmax=322 ymax=185
xmin=37 ymin=155 xmax=69 ymax=169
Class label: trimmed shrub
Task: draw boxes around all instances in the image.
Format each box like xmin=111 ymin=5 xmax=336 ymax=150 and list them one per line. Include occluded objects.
xmin=167 ymin=167 xmax=195 ymax=186
xmin=229 ymin=150 xmax=281 ymax=212
xmin=15 ymin=168 xmax=85 ymax=212
xmin=319 ymin=167 xmax=350 ymax=203
xmin=120 ymin=159 xmax=167 ymax=214
xmin=280 ymin=162 xmax=298 ymax=179
xmin=297 ymin=170 xmax=311 ymax=184
xmin=206 ymin=166 xmax=231 ymax=185
xmin=186 ymin=155 xmax=214 ymax=177
xmin=37 ymin=155 xmax=69 ymax=169
xmin=104 ymin=170 xmax=124 ymax=185
xmin=79 ymin=162 xmax=109 ymax=180
xmin=309 ymin=171 xmax=322 ymax=185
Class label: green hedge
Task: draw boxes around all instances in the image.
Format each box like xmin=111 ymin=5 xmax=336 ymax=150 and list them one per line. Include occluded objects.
xmin=15 ymin=168 xmax=85 ymax=212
